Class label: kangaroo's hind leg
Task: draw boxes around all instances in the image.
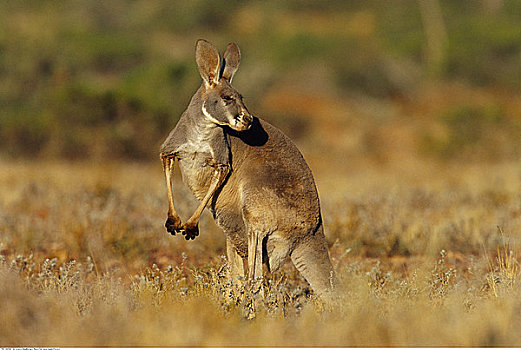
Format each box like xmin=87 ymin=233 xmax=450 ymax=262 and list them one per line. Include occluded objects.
xmin=264 ymin=233 xmax=291 ymax=273
xmin=247 ymin=228 xmax=265 ymax=293
xmin=224 ymin=235 xmax=246 ymax=306
xmin=243 ymin=226 xmax=267 ymax=318
xmin=226 ymin=235 xmax=245 ymax=280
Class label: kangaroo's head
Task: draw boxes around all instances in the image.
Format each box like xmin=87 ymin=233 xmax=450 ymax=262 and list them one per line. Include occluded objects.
xmin=195 ymin=39 xmax=253 ymax=132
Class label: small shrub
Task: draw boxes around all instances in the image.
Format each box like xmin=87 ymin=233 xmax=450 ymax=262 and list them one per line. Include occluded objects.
xmin=421 ymin=104 xmax=519 ymax=161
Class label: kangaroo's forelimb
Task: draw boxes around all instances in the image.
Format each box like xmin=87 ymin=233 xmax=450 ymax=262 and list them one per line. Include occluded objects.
xmin=162 ymin=154 xmax=183 ymax=235
xmin=181 ymin=163 xmax=230 ymax=240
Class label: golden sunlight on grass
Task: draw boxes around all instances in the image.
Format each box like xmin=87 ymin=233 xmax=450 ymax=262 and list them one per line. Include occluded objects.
xmin=0 ymin=160 xmax=520 ymax=346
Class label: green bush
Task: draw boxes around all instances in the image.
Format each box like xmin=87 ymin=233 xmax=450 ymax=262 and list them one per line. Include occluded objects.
xmin=421 ymin=104 xmax=520 ymax=161
xmin=446 ymin=14 xmax=521 ymax=87
xmin=1 ymin=0 xmax=521 ymax=160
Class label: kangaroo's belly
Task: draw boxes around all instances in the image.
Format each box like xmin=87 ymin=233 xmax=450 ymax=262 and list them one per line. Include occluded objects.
xmin=177 ymin=151 xmax=214 ymax=201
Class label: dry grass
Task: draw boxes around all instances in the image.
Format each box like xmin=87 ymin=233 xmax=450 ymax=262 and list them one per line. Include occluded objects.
xmin=1 ymin=159 xmax=521 ymax=346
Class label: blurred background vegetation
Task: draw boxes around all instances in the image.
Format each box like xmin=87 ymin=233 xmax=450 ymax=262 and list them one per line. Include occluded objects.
xmin=1 ymin=0 xmax=520 ymax=162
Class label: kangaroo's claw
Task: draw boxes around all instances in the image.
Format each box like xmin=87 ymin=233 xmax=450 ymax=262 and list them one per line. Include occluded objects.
xmin=165 ymin=216 xmax=182 ymax=235
xmin=182 ymin=223 xmax=199 ymax=240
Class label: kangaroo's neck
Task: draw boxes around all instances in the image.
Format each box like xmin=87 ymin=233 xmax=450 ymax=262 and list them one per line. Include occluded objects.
xmin=177 ymin=87 xmax=231 ymax=165
xmin=185 ymin=87 xmax=222 ymax=141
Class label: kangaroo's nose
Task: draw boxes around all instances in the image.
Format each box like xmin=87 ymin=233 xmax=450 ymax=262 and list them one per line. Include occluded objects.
xmin=241 ymin=112 xmax=253 ymax=129
xmin=234 ymin=112 xmax=253 ymax=131
xmin=242 ymin=113 xmax=253 ymax=126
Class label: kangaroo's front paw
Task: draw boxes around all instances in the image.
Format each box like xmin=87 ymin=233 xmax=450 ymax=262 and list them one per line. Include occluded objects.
xmin=182 ymin=223 xmax=199 ymax=240
xmin=165 ymin=215 xmax=182 ymax=235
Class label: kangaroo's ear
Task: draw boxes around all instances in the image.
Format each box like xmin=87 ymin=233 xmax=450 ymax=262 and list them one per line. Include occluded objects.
xmin=195 ymin=39 xmax=221 ymax=86
xmin=221 ymin=42 xmax=241 ymax=83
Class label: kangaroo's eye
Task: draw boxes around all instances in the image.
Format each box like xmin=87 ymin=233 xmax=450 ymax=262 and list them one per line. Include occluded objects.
xmin=222 ymin=95 xmax=233 ymax=103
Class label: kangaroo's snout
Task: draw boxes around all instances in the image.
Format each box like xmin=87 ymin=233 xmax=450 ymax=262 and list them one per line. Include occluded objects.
xmin=232 ymin=112 xmax=253 ymax=131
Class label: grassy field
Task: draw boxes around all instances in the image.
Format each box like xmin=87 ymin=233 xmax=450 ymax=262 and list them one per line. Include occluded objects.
xmin=2 ymin=0 xmax=521 ymax=346
xmin=1 ymin=159 xmax=520 ymax=346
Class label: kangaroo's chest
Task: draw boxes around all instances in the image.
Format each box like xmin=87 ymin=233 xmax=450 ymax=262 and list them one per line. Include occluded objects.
xmin=177 ymin=146 xmax=215 ymax=200
xmin=172 ymin=123 xmax=230 ymax=201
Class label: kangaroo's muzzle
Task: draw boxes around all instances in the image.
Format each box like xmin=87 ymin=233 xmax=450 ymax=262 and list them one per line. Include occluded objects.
xmin=232 ymin=112 xmax=253 ymax=131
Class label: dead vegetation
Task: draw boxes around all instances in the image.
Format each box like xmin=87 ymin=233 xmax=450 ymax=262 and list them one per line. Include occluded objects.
xmin=1 ymin=160 xmax=520 ymax=346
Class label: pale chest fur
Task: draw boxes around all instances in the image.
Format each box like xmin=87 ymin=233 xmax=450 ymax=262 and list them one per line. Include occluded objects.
xmin=177 ymin=148 xmax=215 ymax=201
xmin=172 ymin=120 xmax=227 ymax=201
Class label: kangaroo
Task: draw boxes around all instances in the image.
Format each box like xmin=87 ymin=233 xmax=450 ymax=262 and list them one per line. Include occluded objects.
xmin=159 ymin=39 xmax=335 ymax=297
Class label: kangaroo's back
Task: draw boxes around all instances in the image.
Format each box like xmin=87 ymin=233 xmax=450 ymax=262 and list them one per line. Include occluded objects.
xmin=225 ymin=117 xmax=321 ymax=227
